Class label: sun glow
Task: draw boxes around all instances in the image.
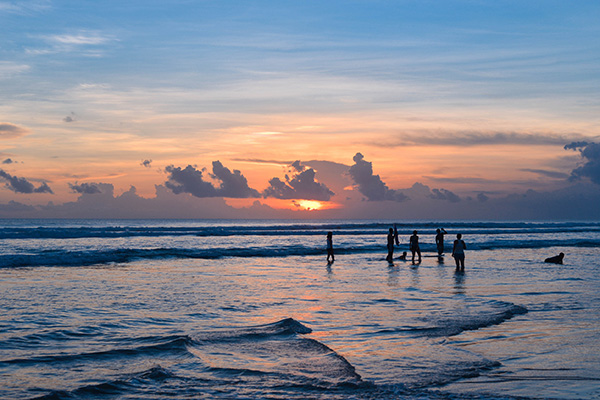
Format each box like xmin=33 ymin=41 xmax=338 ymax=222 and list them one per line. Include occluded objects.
xmin=295 ymin=200 xmax=323 ymax=210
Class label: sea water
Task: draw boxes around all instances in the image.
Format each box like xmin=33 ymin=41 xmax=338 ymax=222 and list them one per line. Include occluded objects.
xmin=0 ymin=219 xmax=599 ymax=399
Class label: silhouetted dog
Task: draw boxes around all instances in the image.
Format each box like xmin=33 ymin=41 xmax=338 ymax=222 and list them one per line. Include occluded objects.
xmin=544 ymin=252 xmax=564 ymax=264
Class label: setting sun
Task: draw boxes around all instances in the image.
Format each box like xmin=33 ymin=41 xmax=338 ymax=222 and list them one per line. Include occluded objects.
xmin=296 ymin=200 xmax=323 ymax=210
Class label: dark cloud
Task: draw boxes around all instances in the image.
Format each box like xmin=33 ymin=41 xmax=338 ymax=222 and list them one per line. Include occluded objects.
xmin=210 ymin=161 xmax=260 ymax=198
xmin=565 ymin=142 xmax=600 ymax=185
xmin=0 ymin=123 xmax=29 ymax=139
xmin=0 ymin=169 xmax=53 ymax=194
xmin=477 ymin=192 xmax=489 ymax=202
xmin=375 ymin=131 xmax=594 ymax=148
xmin=348 ymin=153 xmax=408 ymax=202
xmin=141 ymin=159 xmax=152 ymax=168
xmin=165 ymin=162 xmax=259 ymax=198
xmin=2 ymin=158 xmax=14 ymax=164
xmin=263 ymin=161 xmax=334 ymax=201
xmin=69 ymin=182 xmax=102 ymax=194
xmin=0 ymin=183 xmax=300 ymax=219
xmin=34 ymin=182 xmax=53 ymax=194
xmin=63 ymin=112 xmax=76 ymax=123
xmin=0 ymin=200 xmax=37 ymax=213
xmin=564 ymin=141 xmax=589 ymax=150
xmin=165 ymin=165 xmax=217 ymax=197
xmin=430 ymin=188 xmax=461 ymax=202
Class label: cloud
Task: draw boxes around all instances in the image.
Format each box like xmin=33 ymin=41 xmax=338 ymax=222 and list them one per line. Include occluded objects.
xmin=0 ymin=169 xmax=53 ymax=194
xmin=2 ymin=158 xmax=14 ymax=164
xmin=375 ymin=130 xmax=594 ymax=148
xmin=0 ymin=62 xmax=30 ymax=79
xmin=520 ymin=168 xmax=570 ymax=179
xmin=210 ymin=161 xmax=260 ymax=198
xmin=0 ymin=123 xmax=29 ymax=139
xmin=0 ymin=184 xmax=300 ymax=219
xmin=165 ymin=162 xmax=259 ymax=198
xmin=28 ymin=30 xmax=116 ymax=56
xmin=0 ymin=200 xmax=37 ymax=213
xmin=430 ymin=188 xmax=461 ymax=202
xmin=477 ymin=192 xmax=489 ymax=202
xmin=424 ymin=175 xmax=504 ymax=185
xmin=165 ymin=165 xmax=217 ymax=197
xmin=63 ymin=112 xmax=76 ymax=123
xmin=69 ymin=182 xmax=102 ymax=194
xmin=565 ymin=142 xmax=600 ymax=185
xmin=263 ymin=161 xmax=334 ymax=200
xmin=48 ymin=32 xmax=112 ymax=46
xmin=141 ymin=159 xmax=152 ymax=168
xmin=0 ymin=1 xmax=50 ymax=14
xmin=348 ymin=153 xmax=408 ymax=202
xmin=232 ymin=158 xmax=293 ymax=166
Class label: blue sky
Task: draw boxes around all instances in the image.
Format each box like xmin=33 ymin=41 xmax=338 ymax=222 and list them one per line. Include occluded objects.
xmin=1 ymin=1 xmax=600 ymax=218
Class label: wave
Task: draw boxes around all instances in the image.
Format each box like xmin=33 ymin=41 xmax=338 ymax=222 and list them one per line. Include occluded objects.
xmin=24 ymin=318 xmax=364 ymax=400
xmin=2 ymin=235 xmax=598 ymax=268
xmin=375 ymin=301 xmax=528 ymax=338
xmin=30 ymin=366 xmax=177 ymax=400
xmin=0 ymin=335 xmax=191 ymax=367
xmin=190 ymin=318 xmax=363 ymax=387
xmin=2 ymin=220 xmax=599 ymax=240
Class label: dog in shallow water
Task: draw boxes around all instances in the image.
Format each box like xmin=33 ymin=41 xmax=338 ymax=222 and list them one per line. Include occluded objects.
xmin=544 ymin=252 xmax=564 ymax=264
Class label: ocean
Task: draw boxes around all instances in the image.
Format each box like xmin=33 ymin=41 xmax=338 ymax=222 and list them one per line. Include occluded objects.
xmin=1 ymin=219 xmax=599 ymax=399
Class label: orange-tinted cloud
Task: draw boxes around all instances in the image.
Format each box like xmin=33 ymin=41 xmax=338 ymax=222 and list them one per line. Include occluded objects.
xmin=0 ymin=123 xmax=29 ymax=139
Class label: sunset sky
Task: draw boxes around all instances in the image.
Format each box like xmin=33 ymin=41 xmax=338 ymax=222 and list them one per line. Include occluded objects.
xmin=1 ymin=0 xmax=599 ymax=219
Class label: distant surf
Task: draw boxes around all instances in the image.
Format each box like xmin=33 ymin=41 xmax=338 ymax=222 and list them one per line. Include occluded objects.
xmin=2 ymin=219 xmax=599 ymax=268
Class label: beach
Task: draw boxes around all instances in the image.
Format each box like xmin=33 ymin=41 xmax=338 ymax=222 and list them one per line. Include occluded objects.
xmin=1 ymin=219 xmax=599 ymax=399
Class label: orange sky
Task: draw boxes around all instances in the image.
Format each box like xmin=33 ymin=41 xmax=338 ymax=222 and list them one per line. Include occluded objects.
xmin=1 ymin=2 xmax=599 ymax=217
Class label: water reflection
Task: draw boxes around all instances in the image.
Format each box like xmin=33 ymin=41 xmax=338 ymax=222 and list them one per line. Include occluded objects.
xmin=409 ymin=264 xmax=420 ymax=288
xmin=453 ymin=270 xmax=466 ymax=295
xmin=387 ymin=264 xmax=399 ymax=287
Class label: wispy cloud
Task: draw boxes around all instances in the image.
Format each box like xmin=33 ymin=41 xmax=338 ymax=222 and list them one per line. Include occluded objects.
xmin=373 ymin=130 xmax=595 ymax=148
xmin=0 ymin=62 xmax=30 ymax=79
xmin=520 ymin=168 xmax=570 ymax=179
xmin=27 ymin=30 xmax=117 ymax=56
xmin=0 ymin=0 xmax=50 ymax=14
xmin=0 ymin=123 xmax=30 ymax=139
xmin=232 ymin=158 xmax=293 ymax=167
xmin=48 ymin=32 xmax=112 ymax=46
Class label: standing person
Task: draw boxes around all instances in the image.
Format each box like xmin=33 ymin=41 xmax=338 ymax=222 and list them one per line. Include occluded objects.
xmin=326 ymin=231 xmax=334 ymax=263
xmin=386 ymin=228 xmax=395 ymax=262
xmin=452 ymin=233 xmax=467 ymax=271
xmin=409 ymin=230 xmax=421 ymax=264
xmin=435 ymin=228 xmax=448 ymax=256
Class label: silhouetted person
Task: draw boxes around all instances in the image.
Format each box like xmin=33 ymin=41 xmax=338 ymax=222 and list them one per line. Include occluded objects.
xmin=409 ymin=230 xmax=421 ymax=264
xmin=386 ymin=228 xmax=395 ymax=262
xmin=545 ymin=252 xmax=564 ymax=264
xmin=452 ymin=233 xmax=467 ymax=271
xmin=398 ymin=251 xmax=407 ymax=261
xmin=435 ymin=228 xmax=447 ymax=255
xmin=326 ymin=231 xmax=334 ymax=263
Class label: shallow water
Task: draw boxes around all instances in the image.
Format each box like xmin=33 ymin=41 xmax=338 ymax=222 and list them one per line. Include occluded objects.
xmin=1 ymin=220 xmax=599 ymax=399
